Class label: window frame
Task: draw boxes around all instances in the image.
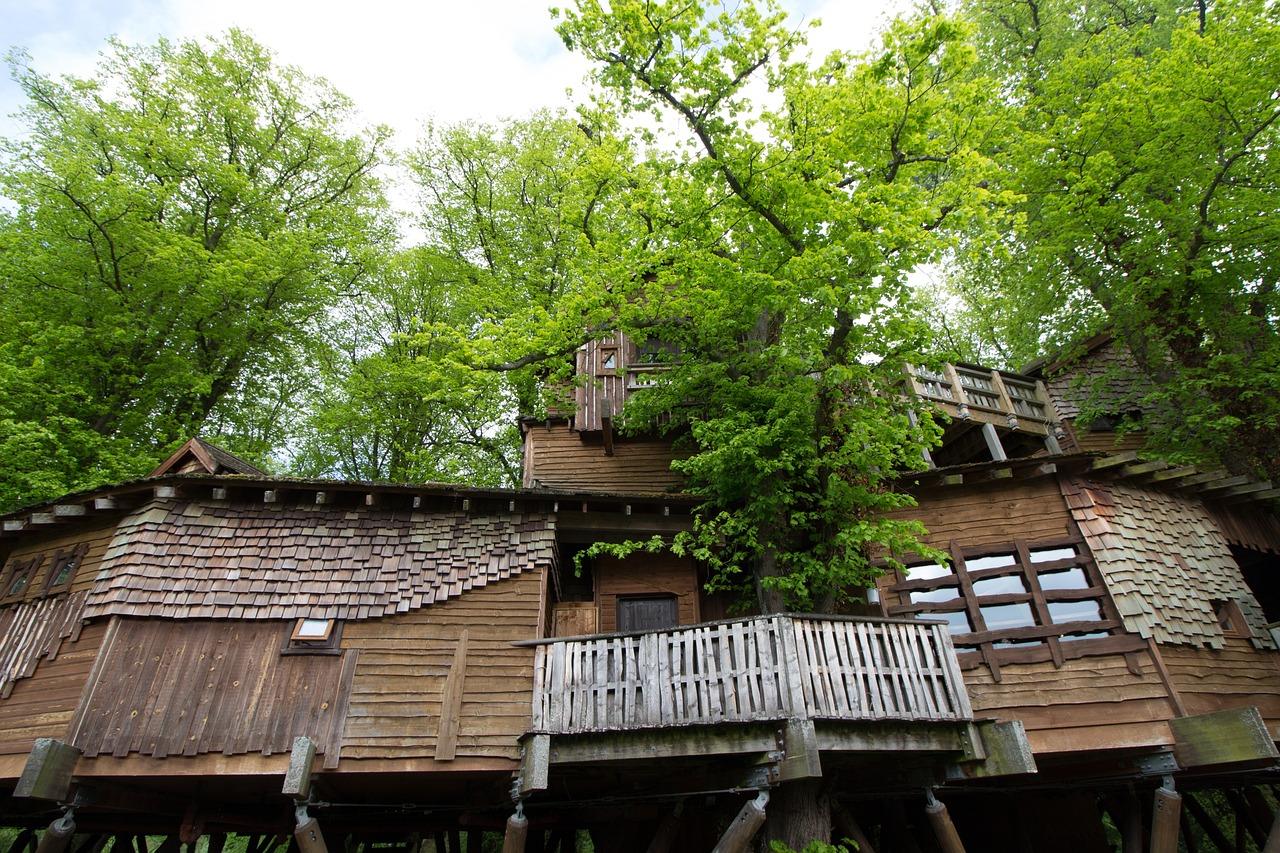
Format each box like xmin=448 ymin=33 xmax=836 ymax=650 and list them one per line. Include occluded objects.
xmin=42 ymin=543 xmax=88 ymax=595
xmin=0 ymin=555 xmax=44 ymax=604
xmin=281 ymin=618 xmax=343 ymax=655
xmin=616 ymin=594 xmax=679 ymax=633
xmin=882 ymin=532 xmax=1130 ymax=676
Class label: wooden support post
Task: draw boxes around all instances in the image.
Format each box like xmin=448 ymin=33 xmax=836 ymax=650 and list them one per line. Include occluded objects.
xmin=924 ymin=791 xmax=966 ymax=853
xmin=294 ymin=810 xmax=329 ymax=853
xmin=1150 ymin=785 xmax=1182 ymax=853
xmin=519 ymin=734 xmax=550 ymax=795
xmin=467 ymin=830 xmax=483 ymax=853
xmin=1225 ymin=788 xmax=1268 ymax=848
xmin=833 ymin=802 xmax=877 ymax=853
xmin=15 ymin=738 xmax=82 ymax=801
xmin=711 ymin=791 xmax=769 ymax=853
xmin=981 ymin=422 xmax=1007 ymax=462
xmin=435 ymin=629 xmax=470 ymax=761
xmin=1263 ymin=806 xmax=1280 ymax=853
xmin=282 ymin=737 xmax=316 ymax=799
xmin=645 ymin=802 xmax=684 ymax=853
xmin=502 ymin=808 xmax=529 ymax=853
xmin=1123 ymin=791 xmax=1144 ymax=853
xmin=1184 ymin=793 xmax=1234 ymax=853
xmin=33 ymin=814 xmax=76 ymax=853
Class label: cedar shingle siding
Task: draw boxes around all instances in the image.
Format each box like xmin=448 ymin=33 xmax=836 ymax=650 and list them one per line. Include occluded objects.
xmin=86 ymin=500 xmax=556 ymax=621
xmin=1061 ymin=477 xmax=1271 ymax=649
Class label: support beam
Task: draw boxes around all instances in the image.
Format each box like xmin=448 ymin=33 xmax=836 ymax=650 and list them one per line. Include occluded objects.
xmin=1185 ymin=793 xmax=1234 ymax=853
xmin=33 ymin=813 xmax=76 ymax=853
xmin=1263 ymin=806 xmax=1280 ymax=853
xmin=711 ymin=791 xmax=769 ymax=853
xmin=645 ymin=802 xmax=684 ymax=853
xmin=833 ymin=802 xmax=877 ymax=853
xmin=776 ymin=719 xmax=822 ymax=782
xmin=925 ymin=791 xmax=967 ymax=853
xmin=52 ymin=505 xmax=86 ymax=519
xmin=946 ymin=720 xmax=1036 ymax=780
xmin=15 ymin=739 xmax=82 ymax=801
xmin=503 ymin=808 xmax=529 ymax=853
xmin=520 ymin=734 xmax=551 ymax=796
xmin=282 ymin=737 xmax=316 ymax=799
xmin=981 ymin=422 xmax=1007 ymax=462
xmin=294 ymin=809 xmax=329 ymax=853
xmin=435 ymin=629 xmax=470 ymax=761
xmin=1150 ymin=784 xmax=1181 ymax=853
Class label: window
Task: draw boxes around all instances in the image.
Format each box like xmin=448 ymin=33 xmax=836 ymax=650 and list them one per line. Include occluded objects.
xmin=43 ymin=544 xmax=88 ymax=594
xmin=617 ymin=596 xmax=678 ymax=632
xmin=0 ymin=556 xmax=42 ymax=602
xmin=886 ymin=538 xmax=1119 ymax=671
xmin=599 ymin=350 xmax=618 ymax=372
xmin=282 ymin=618 xmax=342 ymax=655
xmin=1213 ymin=599 xmax=1251 ymax=640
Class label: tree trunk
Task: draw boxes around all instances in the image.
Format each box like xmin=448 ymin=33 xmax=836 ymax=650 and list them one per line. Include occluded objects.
xmin=764 ymin=779 xmax=831 ymax=850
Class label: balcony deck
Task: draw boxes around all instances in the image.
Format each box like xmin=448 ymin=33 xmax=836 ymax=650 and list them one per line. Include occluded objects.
xmin=525 ymin=614 xmax=972 ymax=735
xmin=905 ymin=363 xmax=1056 ymax=437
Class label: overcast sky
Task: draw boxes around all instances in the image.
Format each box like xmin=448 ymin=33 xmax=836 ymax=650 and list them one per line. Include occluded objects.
xmin=0 ymin=0 xmax=909 ymax=147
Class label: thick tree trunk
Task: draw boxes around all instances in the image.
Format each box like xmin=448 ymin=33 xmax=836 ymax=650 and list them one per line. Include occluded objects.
xmin=764 ymin=779 xmax=831 ymax=851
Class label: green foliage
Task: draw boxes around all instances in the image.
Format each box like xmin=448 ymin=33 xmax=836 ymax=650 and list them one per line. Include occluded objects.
xmin=769 ymin=840 xmax=856 ymax=853
xmin=536 ymin=0 xmax=1003 ymax=611
xmin=0 ymin=30 xmax=390 ymax=509
xmin=949 ymin=0 xmax=1280 ymax=478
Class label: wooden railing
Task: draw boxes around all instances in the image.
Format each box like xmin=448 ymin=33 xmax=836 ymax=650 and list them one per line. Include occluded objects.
xmin=905 ymin=363 xmax=1055 ymax=436
xmin=526 ymin=614 xmax=972 ymax=735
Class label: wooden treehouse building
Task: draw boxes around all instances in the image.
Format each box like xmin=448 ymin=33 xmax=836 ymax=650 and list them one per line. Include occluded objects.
xmin=1 ymin=334 xmax=1280 ymax=852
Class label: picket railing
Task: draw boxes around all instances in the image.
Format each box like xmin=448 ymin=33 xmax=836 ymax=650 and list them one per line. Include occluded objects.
xmin=526 ymin=614 xmax=972 ymax=735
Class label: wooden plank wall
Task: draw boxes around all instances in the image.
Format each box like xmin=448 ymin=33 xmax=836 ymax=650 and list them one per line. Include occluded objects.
xmin=963 ymin=655 xmax=1175 ymax=754
xmin=887 ymin=477 xmax=1177 ymax=755
xmin=69 ymin=619 xmax=353 ymax=762
xmin=884 ymin=478 xmax=1076 ymax=552
xmin=1159 ymin=638 xmax=1280 ymax=731
xmin=522 ymin=423 xmax=684 ymax=493
xmin=1 ymin=522 xmax=118 ymax=599
xmin=339 ymin=569 xmax=542 ymax=763
xmin=594 ymin=554 xmax=700 ymax=633
xmin=0 ymin=621 xmax=106 ymax=758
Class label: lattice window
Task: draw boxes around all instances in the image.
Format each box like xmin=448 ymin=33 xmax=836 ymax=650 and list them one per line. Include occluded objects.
xmin=883 ymin=536 xmax=1132 ymax=677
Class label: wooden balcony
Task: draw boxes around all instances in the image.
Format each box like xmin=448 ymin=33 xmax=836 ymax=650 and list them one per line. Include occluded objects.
xmin=526 ymin=614 xmax=972 ymax=735
xmin=905 ymin=363 xmax=1056 ymax=437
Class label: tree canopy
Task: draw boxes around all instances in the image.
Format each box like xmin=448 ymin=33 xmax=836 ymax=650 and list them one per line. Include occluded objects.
xmin=0 ymin=30 xmax=389 ymax=508
xmin=949 ymin=0 xmax=1280 ymax=478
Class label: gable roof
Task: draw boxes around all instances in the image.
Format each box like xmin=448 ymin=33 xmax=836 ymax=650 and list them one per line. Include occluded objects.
xmin=149 ymin=438 xmax=266 ymax=478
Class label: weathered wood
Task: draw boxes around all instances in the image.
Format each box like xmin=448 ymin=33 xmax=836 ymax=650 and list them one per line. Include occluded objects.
xmin=1263 ymin=805 xmax=1280 ymax=853
xmin=502 ymin=811 xmax=529 ymax=853
xmin=645 ymin=802 xmax=684 ymax=853
xmin=1169 ymin=707 xmax=1279 ymax=768
xmin=776 ymin=719 xmax=821 ymax=782
xmin=33 ymin=814 xmax=76 ymax=853
xmin=282 ymin=737 xmax=316 ymax=799
xmin=294 ymin=815 xmax=329 ymax=853
xmin=1150 ymin=787 xmax=1182 ymax=853
xmin=925 ymin=795 xmax=967 ymax=853
xmin=529 ymin=614 xmax=969 ymax=735
xmin=1185 ymin=793 xmax=1235 ymax=853
xmin=712 ymin=792 xmax=769 ymax=853
xmin=832 ymin=802 xmax=877 ymax=853
xmin=15 ymin=738 xmax=82 ymax=800
xmin=520 ymin=733 xmax=551 ymax=795
xmin=946 ymin=720 xmax=1037 ymax=779
xmin=435 ymin=629 xmax=471 ymax=761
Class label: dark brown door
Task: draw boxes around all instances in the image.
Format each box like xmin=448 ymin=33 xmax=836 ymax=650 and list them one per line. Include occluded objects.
xmin=617 ymin=595 xmax=679 ymax=632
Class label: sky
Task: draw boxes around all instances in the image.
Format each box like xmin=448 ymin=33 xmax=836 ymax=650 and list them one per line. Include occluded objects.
xmin=0 ymin=0 xmax=910 ymax=148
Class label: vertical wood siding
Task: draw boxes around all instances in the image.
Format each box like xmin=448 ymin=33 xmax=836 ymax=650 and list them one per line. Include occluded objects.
xmin=339 ymin=569 xmax=542 ymax=762
xmin=69 ymin=619 xmax=354 ymax=762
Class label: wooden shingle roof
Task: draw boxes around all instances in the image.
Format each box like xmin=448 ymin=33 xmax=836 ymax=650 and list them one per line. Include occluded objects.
xmin=84 ymin=499 xmax=556 ymax=621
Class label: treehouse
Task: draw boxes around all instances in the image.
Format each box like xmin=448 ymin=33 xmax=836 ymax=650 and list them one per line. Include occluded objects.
xmin=0 ymin=338 xmax=1277 ymax=852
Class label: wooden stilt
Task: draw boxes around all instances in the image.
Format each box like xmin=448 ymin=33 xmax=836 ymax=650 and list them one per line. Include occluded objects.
xmin=645 ymin=802 xmax=684 ymax=853
xmin=1150 ymin=786 xmax=1181 ymax=853
xmin=467 ymin=830 xmax=483 ymax=853
xmin=1263 ymin=806 xmax=1280 ymax=853
xmin=711 ymin=791 xmax=769 ymax=853
xmin=1225 ymin=788 xmax=1267 ymax=847
xmin=502 ymin=808 xmax=530 ymax=853
xmin=924 ymin=792 xmax=966 ymax=853
xmin=1123 ymin=792 xmax=1144 ymax=853
xmin=206 ymin=835 xmax=227 ymax=853
xmin=449 ymin=830 xmax=463 ymax=853
xmin=12 ymin=830 xmax=37 ymax=852
xmin=1185 ymin=793 xmax=1235 ymax=853
xmin=295 ymin=815 xmax=329 ymax=853
xmin=832 ymin=802 xmax=877 ymax=853
xmin=33 ymin=813 xmax=76 ymax=853
xmin=1181 ymin=806 xmax=1200 ymax=853
xmin=153 ymin=838 xmax=179 ymax=853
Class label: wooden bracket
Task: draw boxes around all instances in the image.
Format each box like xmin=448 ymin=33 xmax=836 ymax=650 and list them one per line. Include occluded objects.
xmin=282 ymin=736 xmax=317 ymax=800
xmin=775 ymin=719 xmax=822 ymax=782
xmin=15 ymin=738 xmax=82 ymax=801
xmin=518 ymin=733 xmax=551 ymax=796
xmin=945 ymin=720 xmax=1036 ymax=780
xmin=434 ymin=629 xmax=470 ymax=761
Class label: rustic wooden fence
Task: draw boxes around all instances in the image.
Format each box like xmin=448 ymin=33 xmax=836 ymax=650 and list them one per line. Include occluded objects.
xmin=527 ymin=614 xmax=972 ymax=734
